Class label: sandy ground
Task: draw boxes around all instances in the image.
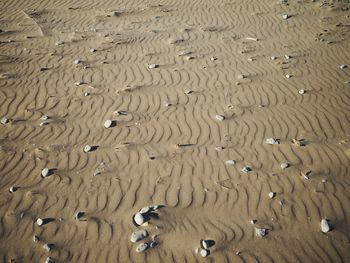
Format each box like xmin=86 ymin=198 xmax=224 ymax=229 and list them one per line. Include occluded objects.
xmin=0 ymin=0 xmax=350 ymax=262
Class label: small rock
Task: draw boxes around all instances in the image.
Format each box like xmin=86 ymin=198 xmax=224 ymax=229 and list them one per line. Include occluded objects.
xmin=321 ymin=219 xmax=331 ymax=233
xmin=255 ymin=227 xmax=268 ymax=237
xmin=33 ymin=235 xmax=40 ymax=242
xmin=104 ymin=120 xmax=113 ymax=128
xmin=285 ymin=74 xmax=292 ymax=79
xmin=340 ymin=65 xmax=347 ymax=69
xmin=41 ymin=168 xmax=50 ymax=177
xmin=140 ymin=206 xmax=151 ymax=214
xmin=37 ymin=218 xmax=44 ymax=226
xmin=225 ymin=160 xmax=236 ymax=165
xmin=292 ymin=138 xmax=304 ymax=147
xmin=185 ymin=56 xmax=195 ymax=60
xmin=322 ymin=179 xmax=327 ymax=183
xmin=90 ymin=48 xmax=96 ymax=53
xmin=84 ymin=92 xmax=90 ymax=97
xmin=74 ymin=211 xmax=85 ymax=220
xmin=45 ymin=257 xmax=54 ymax=263
xmin=184 ymin=90 xmax=193 ymax=95
xmin=134 ymin=212 xmax=146 ymax=226
xmin=40 ymin=121 xmax=49 ymax=126
xmin=83 ymin=145 xmax=92 ymax=153
xmin=150 ymin=241 xmax=158 ymax=248
xmin=250 ymin=219 xmax=257 ymax=224
xmin=75 ymin=81 xmax=83 ymax=86
xmin=282 ymin=14 xmax=289 ymax=20
xmin=268 ymin=192 xmax=276 ymax=198
xmin=136 ymin=242 xmax=148 ymax=253
xmin=41 ymin=115 xmax=49 ymax=120
xmin=178 ymin=50 xmax=191 ymax=56
xmin=285 ymin=55 xmax=291 ymax=60
xmin=55 ymin=41 xmax=64 ymax=46
xmin=271 ymin=56 xmax=277 ymax=60
xmin=200 ymin=249 xmax=210 ymax=257
xmin=74 ymin=59 xmax=82 ymax=65
xmin=298 ymin=89 xmax=305 ymax=94
xmin=43 ymin=243 xmax=53 ymax=252
xmin=201 ymin=239 xmax=214 ymax=249
xmin=9 ymin=186 xmax=17 ymax=193
xmin=215 ymin=114 xmax=225 ymax=121
xmin=241 ymin=166 xmax=252 ymax=173
xmin=148 ymin=64 xmax=158 ymax=69
xmin=265 ymin=138 xmax=280 ymax=145
xmin=280 ymin=163 xmax=289 ymax=169
xmin=237 ymin=74 xmax=246 ymax=79
xmin=130 ymin=229 xmax=148 ymax=243
xmin=301 ymin=170 xmax=312 ymax=179
xmin=210 ymin=57 xmax=217 ymax=61
xmin=1 ymin=117 xmax=9 ymax=124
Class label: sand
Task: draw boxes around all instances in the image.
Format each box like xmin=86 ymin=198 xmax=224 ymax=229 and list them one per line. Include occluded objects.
xmin=0 ymin=0 xmax=350 ymax=262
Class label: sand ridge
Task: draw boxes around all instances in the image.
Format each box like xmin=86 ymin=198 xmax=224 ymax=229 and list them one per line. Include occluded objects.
xmin=0 ymin=0 xmax=350 ymax=262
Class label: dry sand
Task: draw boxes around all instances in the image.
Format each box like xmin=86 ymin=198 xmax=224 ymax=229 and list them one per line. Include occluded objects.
xmin=1 ymin=0 xmax=350 ymax=262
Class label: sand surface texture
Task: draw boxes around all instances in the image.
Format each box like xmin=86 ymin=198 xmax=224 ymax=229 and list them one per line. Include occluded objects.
xmin=1 ymin=0 xmax=350 ymax=262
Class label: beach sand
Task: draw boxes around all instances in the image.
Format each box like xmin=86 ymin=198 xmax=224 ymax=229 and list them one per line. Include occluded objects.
xmin=0 ymin=0 xmax=350 ymax=262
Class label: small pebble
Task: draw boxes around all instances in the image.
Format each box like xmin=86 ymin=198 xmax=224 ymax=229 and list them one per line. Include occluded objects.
xmin=104 ymin=120 xmax=113 ymax=128
xmin=268 ymin=192 xmax=276 ymax=198
xmin=184 ymin=90 xmax=193 ymax=95
xmin=250 ymin=219 xmax=257 ymax=224
xmin=33 ymin=235 xmax=40 ymax=242
xmin=41 ymin=115 xmax=49 ymax=120
xmin=301 ymin=170 xmax=312 ymax=179
xmin=43 ymin=243 xmax=53 ymax=252
xmin=136 ymin=243 xmax=148 ymax=253
xmin=282 ymin=14 xmax=289 ymax=20
xmin=55 ymin=41 xmax=64 ymax=46
xmin=90 ymin=48 xmax=96 ymax=53
xmin=83 ymin=145 xmax=92 ymax=153
xmin=0 ymin=117 xmax=9 ymax=124
xmin=178 ymin=50 xmax=191 ymax=56
xmin=237 ymin=74 xmax=246 ymax=79
xmin=75 ymin=81 xmax=83 ymax=86
xmin=271 ymin=56 xmax=277 ymax=60
xmin=255 ymin=227 xmax=268 ymax=237
xmin=74 ymin=59 xmax=82 ymax=65
xmin=241 ymin=166 xmax=252 ymax=173
xmin=9 ymin=186 xmax=17 ymax=193
xmin=41 ymin=168 xmax=50 ymax=177
xmin=200 ymin=249 xmax=210 ymax=257
xmin=74 ymin=211 xmax=85 ymax=220
xmin=321 ymin=219 xmax=331 ymax=233
xmin=225 ymin=160 xmax=236 ymax=165
xmin=37 ymin=218 xmax=44 ymax=226
xmin=201 ymin=239 xmax=214 ymax=249
xmin=285 ymin=74 xmax=291 ymax=79
xmin=210 ymin=57 xmax=217 ymax=61
xmin=280 ymin=163 xmax=289 ymax=169
xmin=45 ymin=257 xmax=54 ymax=263
xmin=130 ymin=229 xmax=148 ymax=243
xmin=134 ymin=212 xmax=146 ymax=226
xmin=265 ymin=138 xmax=280 ymax=145
xmin=84 ymin=92 xmax=90 ymax=97
xmin=40 ymin=121 xmax=49 ymax=126
xmin=340 ymin=64 xmax=347 ymax=69
xmin=148 ymin=64 xmax=158 ymax=69
xmin=215 ymin=114 xmax=225 ymax=121
xmin=298 ymin=89 xmax=305 ymax=94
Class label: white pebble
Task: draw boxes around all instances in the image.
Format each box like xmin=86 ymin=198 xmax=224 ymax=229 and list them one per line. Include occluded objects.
xmin=148 ymin=64 xmax=158 ymax=69
xmin=215 ymin=114 xmax=225 ymax=121
xmin=321 ymin=219 xmax=331 ymax=233
xmin=83 ymin=145 xmax=92 ymax=153
xmin=104 ymin=120 xmax=113 ymax=128
xmin=225 ymin=160 xmax=236 ymax=165
xmin=1 ymin=117 xmax=9 ymax=124
xmin=285 ymin=74 xmax=291 ymax=79
xmin=340 ymin=64 xmax=347 ymax=69
xmin=268 ymin=192 xmax=276 ymax=198
xmin=282 ymin=14 xmax=289 ymax=20
xmin=241 ymin=166 xmax=252 ymax=173
xmin=136 ymin=242 xmax=148 ymax=253
xmin=74 ymin=59 xmax=82 ymax=65
xmin=134 ymin=212 xmax=146 ymax=226
xmin=9 ymin=186 xmax=17 ymax=193
xmin=41 ymin=168 xmax=50 ymax=177
xmin=280 ymin=163 xmax=289 ymax=169
xmin=265 ymin=138 xmax=280 ymax=145
xmin=200 ymin=249 xmax=209 ymax=257
xmin=298 ymin=89 xmax=305 ymax=94
xmin=37 ymin=218 xmax=44 ymax=226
